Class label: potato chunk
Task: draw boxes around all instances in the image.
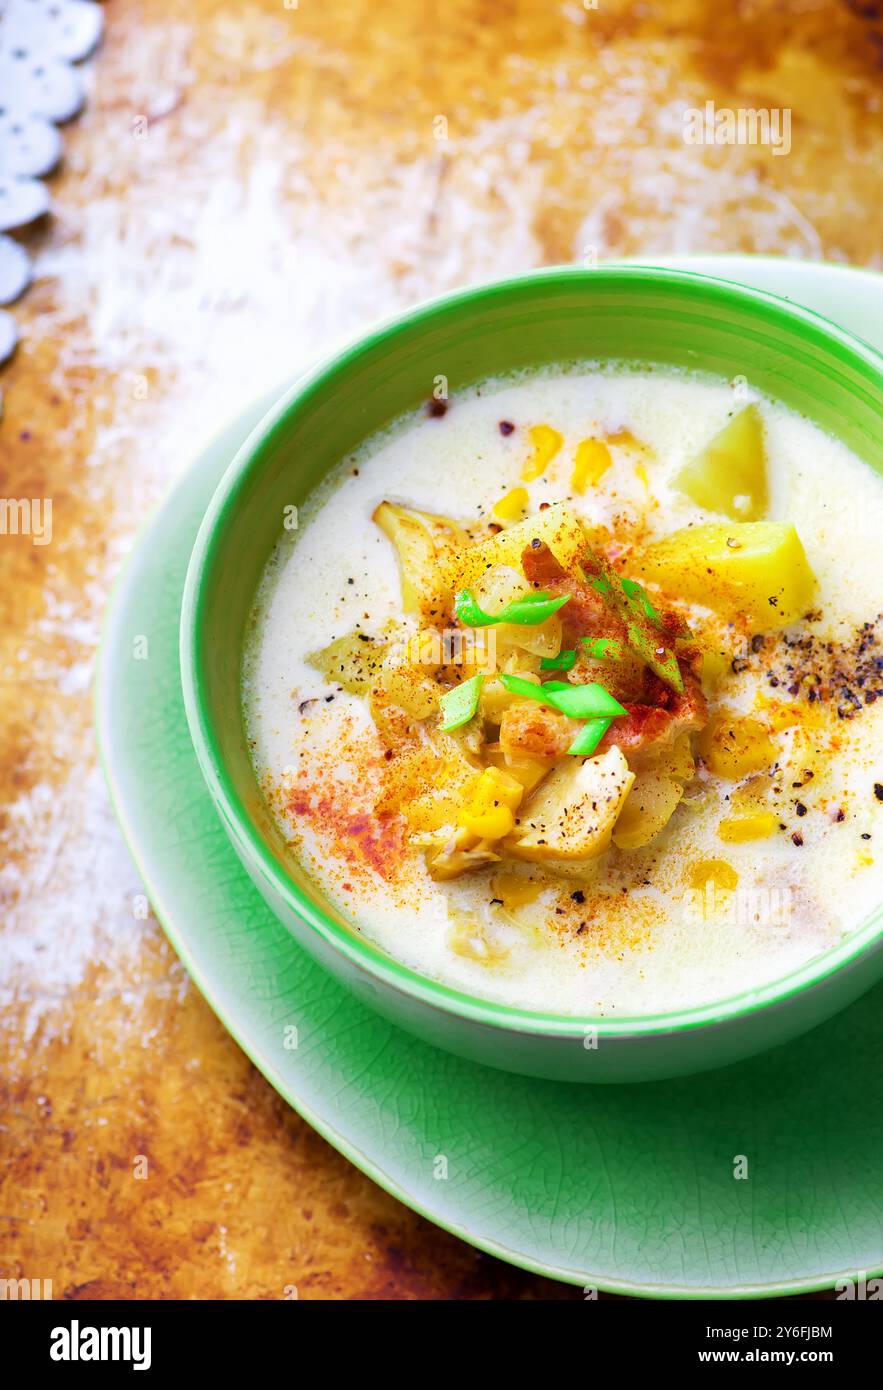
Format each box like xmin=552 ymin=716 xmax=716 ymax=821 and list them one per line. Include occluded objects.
xmin=373 ymin=502 xmax=468 ymax=613
xmin=471 ymin=564 xmax=563 ymax=659
xmin=611 ymin=731 xmax=695 ymax=850
xmin=424 ymin=828 xmax=502 ymax=880
xmin=504 ymin=747 xmax=634 ymax=862
xmin=401 ymin=758 xmax=482 ymax=834
xmin=675 ymin=404 xmax=768 ymax=520
xmin=611 ymin=770 xmax=685 ymax=850
xmin=440 ymin=502 xmax=586 ymax=596
xmin=632 ymin=522 xmax=816 ymax=627
xmin=308 ymin=632 xmax=387 ymax=694
xmin=377 ymin=643 xmax=441 ymax=718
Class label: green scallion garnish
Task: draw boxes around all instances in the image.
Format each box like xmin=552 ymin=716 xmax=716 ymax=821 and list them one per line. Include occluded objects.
xmin=454 ymin=588 xmax=571 ymax=628
xmin=566 ymin=718 xmax=612 ymax=757
xmin=497 ymin=674 xmax=561 ymax=705
xmin=581 ymin=637 xmax=622 ymax=661
xmin=498 ymin=675 xmax=626 ymax=721
xmin=621 ymin=577 xmax=660 ymax=624
xmin=498 ymin=673 xmax=627 ymax=755
xmin=438 ymin=673 xmax=484 ymax=731
xmin=540 ymin=648 xmax=577 ymax=671
xmin=546 ymin=682 xmax=628 ymax=720
xmin=581 ymin=556 xmax=685 ymax=694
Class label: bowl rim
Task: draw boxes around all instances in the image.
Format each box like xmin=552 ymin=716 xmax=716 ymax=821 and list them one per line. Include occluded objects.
xmin=180 ymin=263 xmax=883 ymax=1041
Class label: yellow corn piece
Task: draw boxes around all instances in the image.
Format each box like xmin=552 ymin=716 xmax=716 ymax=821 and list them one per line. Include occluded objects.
xmin=490 ymin=873 xmax=544 ymax=909
xmin=483 ymin=743 xmax=550 ymax=794
xmin=698 ymin=644 xmax=730 ymax=691
xmin=754 ymin=691 xmax=802 ymax=732
xmin=697 ymin=711 xmax=777 ymax=780
xmin=522 ymin=424 xmax=563 ymax=481
xmin=606 ymin=428 xmax=647 ymax=451
xmin=718 ymin=813 xmax=778 ymax=843
xmin=458 ymin=767 xmax=524 ymax=840
xmin=688 ymin=858 xmax=739 ymax=892
xmin=492 ymin=486 xmax=529 ymax=522
xmin=460 ymin=804 xmax=513 ymax=839
xmin=571 ymin=438 xmax=612 ymax=492
xmin=473 ymin=767 xmax=525 ymax=814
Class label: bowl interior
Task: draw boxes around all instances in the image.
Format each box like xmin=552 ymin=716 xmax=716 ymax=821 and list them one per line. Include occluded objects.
xmin=182 ymin=266 xmax=883 ymax=1029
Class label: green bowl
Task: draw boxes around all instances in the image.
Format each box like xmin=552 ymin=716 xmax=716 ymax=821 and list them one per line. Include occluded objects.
xmin=180 ymin=266 xmax=883 ymax=1083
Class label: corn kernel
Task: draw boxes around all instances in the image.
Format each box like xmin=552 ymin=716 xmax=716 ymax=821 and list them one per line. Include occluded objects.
xmin=697 ymin=711 xmax=777 ymax=780
xmin=472 ymin=766 xmax=524 ymax=811
xmin=490 ymin=873 xmax=544 ymax=909
xmin=688 ymin=858 xmax=739 ymax=892
xmin=492 ymin=486 xmax=529 ymax=522
xmin=459 ymin=803 xmax=515 ymax=839
xmin=606 ymin=428 xmax=646 ymax=450
xmin=571 ymin=438 xmax=612 ymax=492
xmin=484 ymin=743 xmax=550 ymax=793
xmin=718 ymin=813 xmax=778 ymax=842
xmin=522 ymin=424 xmax=563 ymax=481
xmin=699 ymin=646 xmax=730 ymax=690
xmin=754 ymin=692 xmax=802 ymax=732
xmin=458 ymin=767 xmax=524 ymax=840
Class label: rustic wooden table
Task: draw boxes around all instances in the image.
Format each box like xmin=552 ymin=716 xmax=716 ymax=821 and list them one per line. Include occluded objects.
xmin=2 ymin=0 xmax=881 ymax=1300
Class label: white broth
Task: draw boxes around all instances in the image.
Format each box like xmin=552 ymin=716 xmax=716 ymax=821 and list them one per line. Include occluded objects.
xmin=243 ymin=367 xmax=883 ymax=1016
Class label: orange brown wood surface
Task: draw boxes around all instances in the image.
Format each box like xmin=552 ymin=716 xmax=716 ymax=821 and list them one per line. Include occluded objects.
xmin=1 ymin=0 xmax=882 ymax=1300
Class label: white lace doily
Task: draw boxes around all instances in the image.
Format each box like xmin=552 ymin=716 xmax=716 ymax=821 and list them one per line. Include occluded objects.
xmin=0 ymin=0 xmax=104 ymax=379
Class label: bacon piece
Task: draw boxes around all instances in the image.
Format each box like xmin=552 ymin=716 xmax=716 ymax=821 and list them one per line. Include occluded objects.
xmin=522 ymin=540 xmax=650 ymax=703
xmin=522 ymin=541 xmax=627 ymax=648
xmin=499 ymin=702 xmax=580 ymax=761
xmin=599 ymin=673 xmax=708 ymax=757
xmin=520 ymin=539 xmax=708 ymax=758
xmin=521 ymin=539 xmax=570 ymax=586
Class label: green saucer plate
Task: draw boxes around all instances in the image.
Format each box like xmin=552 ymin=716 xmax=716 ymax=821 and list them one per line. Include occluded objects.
xmin=96 ymin=257 xmax=883 ymax=1298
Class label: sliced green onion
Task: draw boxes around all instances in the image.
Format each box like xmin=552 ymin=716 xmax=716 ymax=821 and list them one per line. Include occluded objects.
xmin=626 ymin=621 xmax=683 ymax=692
xmin=438 ymin=673 xmax=484 ymax=731
xmin=498 ymin=673 xmax=627 ymax=754
xmin=540 ymin=648 xmax=577 ymax=671
xmin=567 ymin=718 xmax=612 ymax=757
xmin=498 ymin=674 xmax=558 ymax=705
xmin=455 ymin=588 xmax=571 ymax=628
xmin=549 ymin=682 xmax=628 ymax=720
xmin=581 ymin=637 xmax=622 ymax=661
xmin=621 ymin=577 xmax=661 ymax=624
xmin=581 ymin=557 xmax=685 ymax=694
xmin=499 ymin=674 xmax=626 ymax=721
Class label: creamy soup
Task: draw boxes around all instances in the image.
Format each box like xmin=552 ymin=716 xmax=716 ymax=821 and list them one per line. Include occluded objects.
xmin=243 ymin=367 xmax=883 ymax=1016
